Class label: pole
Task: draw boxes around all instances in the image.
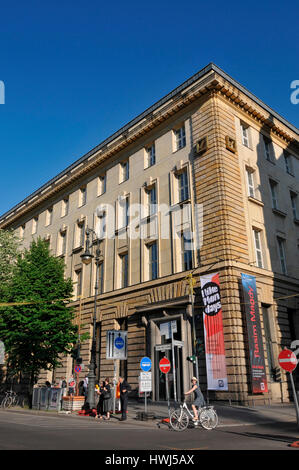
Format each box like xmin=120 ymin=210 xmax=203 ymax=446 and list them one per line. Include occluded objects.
xmin=289 ymin=372 xmax=299 ymax=429
xmin=145 ymin=391 xmax=147 ymax=414
xmin=166 ymin=372 xmax=170 ymax=418
xmin=113 ymin=360 xmax=117 ymax=414
xmin=171 ymin=324 xmax=177 ymax=402
xmin=191 ymin=292 xmax=199 ymax=381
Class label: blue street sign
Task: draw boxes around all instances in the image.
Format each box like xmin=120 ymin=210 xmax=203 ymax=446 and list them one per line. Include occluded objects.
xmin=115 ymin=336 xmax=125 ymax=349
xmin=140 ymin=357 xmax=152 ymax=372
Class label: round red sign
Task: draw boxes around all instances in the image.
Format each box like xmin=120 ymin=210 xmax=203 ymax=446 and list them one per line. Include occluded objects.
xmin=278 ymin=349 xmax=297 ymax=372
xmin=159 ymin=357 xmax=171 ymax=374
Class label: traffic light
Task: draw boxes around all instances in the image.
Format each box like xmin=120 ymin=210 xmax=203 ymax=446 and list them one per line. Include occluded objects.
xmin=76 ymin=356 xmax=83 ymax=365
xmin=196 ymin=339 xmax=205 ymax=357
xmin=187 ymin=355 xmax=196 ymax=364
xmin=272 ymin=366 xmax=282 ymax=382
xmin=71 ymin=346 xmax=79 ymax=360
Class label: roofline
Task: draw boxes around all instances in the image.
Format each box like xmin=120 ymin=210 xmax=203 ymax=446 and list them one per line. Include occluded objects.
xmin=1 ymin=62 xmax=298 ymax=223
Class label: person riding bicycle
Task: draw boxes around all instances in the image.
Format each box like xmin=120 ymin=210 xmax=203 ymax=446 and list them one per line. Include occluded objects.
xmin=184 ymin=377 xmax=205 ymax=422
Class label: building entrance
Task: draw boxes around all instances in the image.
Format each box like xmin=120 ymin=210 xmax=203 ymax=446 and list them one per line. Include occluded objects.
xmin=154 ymin=343 xmax=183 ymax=401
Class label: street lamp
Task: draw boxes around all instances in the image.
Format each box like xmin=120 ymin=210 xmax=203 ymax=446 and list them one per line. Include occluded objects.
xmin=80 ymin=226 xmax=101 ymax=410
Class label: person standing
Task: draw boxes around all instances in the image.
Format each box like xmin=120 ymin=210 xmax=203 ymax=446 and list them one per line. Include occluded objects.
xmin=102 ymin=378 xmax=112 ymax=420
xmin=118 ymin=376 xmax=131 ymax=421
xmin=68 ymin=375 xmax=76 ymax=396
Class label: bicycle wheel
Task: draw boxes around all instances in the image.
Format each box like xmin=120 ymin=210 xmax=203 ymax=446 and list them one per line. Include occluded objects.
xmin=199 ymin=408 xmax=214 ymax=430
xmin=169 ymin=409 xmax=189 ymax=431
xmin=2 ymin=396 xmax=13 ymax=409
xmin=207 ymin=408 xmax=218 ymax=429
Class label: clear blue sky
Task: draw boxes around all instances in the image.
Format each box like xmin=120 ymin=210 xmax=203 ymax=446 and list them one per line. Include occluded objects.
xmin=0 ymin=0 xmax=298 ymax=216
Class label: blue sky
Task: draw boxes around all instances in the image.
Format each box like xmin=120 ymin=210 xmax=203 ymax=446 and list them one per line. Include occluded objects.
xmin=0 ymin=0 xmax=298 ymax=216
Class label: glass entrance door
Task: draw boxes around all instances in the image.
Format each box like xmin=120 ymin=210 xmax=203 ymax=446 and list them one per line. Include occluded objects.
xmin=155 ymin=345 xmax=183 ymax=401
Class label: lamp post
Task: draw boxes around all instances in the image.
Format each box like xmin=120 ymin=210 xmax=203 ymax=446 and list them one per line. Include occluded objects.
xmin=80 ymin=226 xmax=101 ymax=410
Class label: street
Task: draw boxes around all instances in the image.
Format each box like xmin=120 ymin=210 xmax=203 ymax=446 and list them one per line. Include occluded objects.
xmin=0 ymin=409 xmax=298 ymax=451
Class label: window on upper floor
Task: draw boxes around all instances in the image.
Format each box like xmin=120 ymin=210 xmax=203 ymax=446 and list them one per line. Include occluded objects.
xmin=246 ymin=169 xmax=256 ymax=198
xmin=20 ymin=224 xmax=25 ymax=239
xmin=98 ymin=174 xmax=106 ymax=196
xmin=177 ymin=169 xmax=189 ymax=203
xmin=277 ymin=237 xmax=287 ymax=275
xmin=119 ymin=252 xmax=129 ymax=289
xmin=240 ymin=121 xmax=250 ymax=148
xmin=58 ymin=229 xmax=67 ymax=256
xmin=252 ymin=228 xmax=264 ymax=268
xmin=148 ymin=241 xmax=158 ymax=281
xmin=79 ymin=186 xmax=87 ymax=207
xmin=120 ymin=160 xmax=129 ymax=183
xmin=263 ymin=136 xmax=273 ymax=162
xmin=145 ymin=143 xmax=156 ymax=168
xmin=32 ymin=216 xmax=38 ymax=235
xmin=284 ymin=151 xmax=294 ymax=176
xmin=145 ymin=184 xmax=157 ymax=217
xmin=61 ymin=197 xmax=69 ymax=217
xmin=118 ymin=196 xmax=129 ymax=229
xmin=269 ymin=179 xmax=279 ymax=210
xmin=290 ymin=192 xmax=298 ymax=220
xmin=74 ymin=268 xmax=82 ymax=299
xmin=46 ymin=207 xmax=53 ymax=226
xmin=181 ymin=231 xmax=193 ymax=271
xmin=173 ymin=125 xmax=186 ymax=152
xmin=75 ymin=220 xmax=85 ymax=249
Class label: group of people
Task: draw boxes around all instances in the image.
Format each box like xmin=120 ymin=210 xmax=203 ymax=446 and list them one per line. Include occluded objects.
xmin=94 ymin=376 xmax=131 ymax=421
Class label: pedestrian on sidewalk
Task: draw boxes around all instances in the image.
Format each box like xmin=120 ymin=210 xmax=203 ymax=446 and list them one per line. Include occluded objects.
xmin=102 ymin=378 xmax=112 ymax=421
xmin=118 ymin=376 xmax=131 ymax=421
xmin=68 ymin=375 xmax=75 ymax=396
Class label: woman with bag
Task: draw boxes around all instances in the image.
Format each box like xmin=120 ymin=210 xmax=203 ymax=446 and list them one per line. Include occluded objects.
xmin=102 ymin=378 xmax=112 ymax=421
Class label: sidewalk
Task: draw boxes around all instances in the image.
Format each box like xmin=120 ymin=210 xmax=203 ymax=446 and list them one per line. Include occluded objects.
xmin=3 ymin=400 xmax=298 ymax=430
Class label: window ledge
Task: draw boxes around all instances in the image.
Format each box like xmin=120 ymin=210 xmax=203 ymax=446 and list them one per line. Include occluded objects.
xmin=272 ymin=208 xmax=287 ymax=218
xmin=248 ymin=197 xmax=264 ymax=207
xmin=72 ymin=246 xmax=83 ymax=253
xmin=293 ymin=218 xmax=299 ymax=226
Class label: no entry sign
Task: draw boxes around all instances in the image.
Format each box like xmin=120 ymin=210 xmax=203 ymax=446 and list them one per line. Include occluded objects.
xmin=159 ymin=357 xmax=171 ymax=374
xmin=278 ymin=349 xmax=297 ymax=372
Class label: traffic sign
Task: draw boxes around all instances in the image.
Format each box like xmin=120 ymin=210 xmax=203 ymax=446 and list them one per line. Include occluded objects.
xmin=140 ymin=357 xmax=152 ymax=372
xmin=159 ymin=357 xmax=171 ymax=374
xmin=139 ymin=372 xmax=152 ymax=392
xmin=278 ymin=349 xmax=297 ymax=372
xmin=106 ymin=330 xmax=128 ymax=360
xmin=74 ymin=365 xmax=82 ymax=373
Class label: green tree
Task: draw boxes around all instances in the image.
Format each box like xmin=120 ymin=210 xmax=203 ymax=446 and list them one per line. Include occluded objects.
xmin=0 ymin=238 xmax=78 ymax=403
xmin=0 ymin=229 xmax=21 ymax=300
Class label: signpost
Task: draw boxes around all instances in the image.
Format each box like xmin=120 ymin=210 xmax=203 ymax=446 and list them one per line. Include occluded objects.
xmin=106 ymin=330 xmax=128 ymax=413
xmin=278 ymin=349 xmax=299 ymax=429
xmin=159 ymin=357 xmax=171 ymax=416
xmin=140 ymin=357 xmax=152 ymax=415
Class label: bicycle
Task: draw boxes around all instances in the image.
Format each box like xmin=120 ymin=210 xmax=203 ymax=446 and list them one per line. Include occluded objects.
xmin=169 ymin=400 xmax=218 ymax=431
xmin=1 ymin=390 xmax=23 ymax=408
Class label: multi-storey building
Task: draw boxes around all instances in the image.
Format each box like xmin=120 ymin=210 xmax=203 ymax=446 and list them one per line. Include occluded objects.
xmin=1 ymin=63 xmax=298 ymax=404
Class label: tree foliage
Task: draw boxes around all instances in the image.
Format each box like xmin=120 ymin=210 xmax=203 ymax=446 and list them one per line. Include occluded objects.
xmin=0 ymin=229 xmax=21 ymax=300
xmin=0 ymin=238 xmax=78 ymax=387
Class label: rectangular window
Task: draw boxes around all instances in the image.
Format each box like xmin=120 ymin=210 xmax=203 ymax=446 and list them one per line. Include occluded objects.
xmin=120 ymin=253 xmax=128 ymax=288
xmin=269 ymin=179 xmax=278 ymax=209
xmin=178 ymin=170 xmax=189 ymax=202
xmin=118 ymin=196 xmax=129 ymax=229
xmin=284 ymin=152 xmax=293 ymax=175
xmin=263 ymin=136 xmax=272 ymax=161
xmin=75 ymin=221 xmax=85 ymax=248
xmin=20 ymin=224 xmax=25 ymax=239
xmin=120 ymin=160 xmax=129 ymax=183
xmin=59 ymin=230 xmax=67 ymax=255
xmin=149 ymin=242 xmax=158 ymax=280
xmin=95 ymin=212 xmax=106 ymax=239
xmin=290 ymin=192 xmax=298 ymax=220
xmin=147 ymin=185 xmax=157 ymax=216
xmin=240 ymin=122 xmax=250 ymax=147
xmin=174 ymin=125 xmax=186 ymax=151
xmin=277 ymin=237 xmax=287 ymax=274
xmin=253 ymin=229 xmax=263 ymax=268
xmin=74 ymin=269 xmax=82 ymax=299
xmin=246 ymin=169 xmax=255 ymax=198
xmin=79 ymin=187 xmax=87 ymax=207
xmin=32 ymin=217 xmax=38 ymax=234
xmin=98 ymin=174 xmax=106 ymax=196
xmin=98 ymin=262 xmax=104 ymax=294
xmin=181 ymin=231 xmax=193 ymax=271
xmin=46 ymin=207 xmax=53 ymax=226
xmin=146 ymin=144 xmax=156 ymax=167
xmin=62 ymin=198 xmax=69 ymax=217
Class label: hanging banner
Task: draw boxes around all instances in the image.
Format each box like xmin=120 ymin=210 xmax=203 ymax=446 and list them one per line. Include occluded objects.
xmin=200 ymin=273 xmax=228 ymax=391
xmin=241 ymin=273 xmax=268 ymax=394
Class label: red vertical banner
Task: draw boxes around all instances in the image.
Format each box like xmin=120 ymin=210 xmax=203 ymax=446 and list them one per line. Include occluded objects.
xmin=200 ymin=273 xmax=228 ymax=391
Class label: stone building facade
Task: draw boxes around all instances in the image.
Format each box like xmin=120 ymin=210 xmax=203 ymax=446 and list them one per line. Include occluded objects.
xmin=1 ymin=63 xmax=298 ymax=404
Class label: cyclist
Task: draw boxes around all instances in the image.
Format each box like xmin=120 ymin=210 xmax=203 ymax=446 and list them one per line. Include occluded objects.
xmin=184 ymin=377 xmax=205 ymax=422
